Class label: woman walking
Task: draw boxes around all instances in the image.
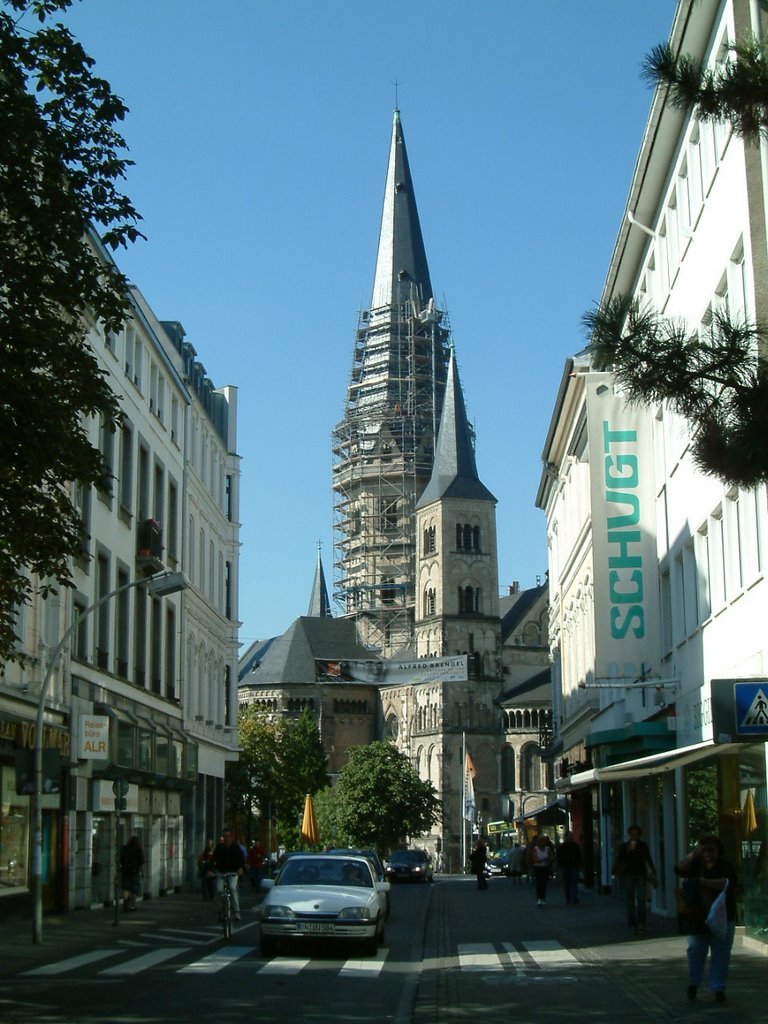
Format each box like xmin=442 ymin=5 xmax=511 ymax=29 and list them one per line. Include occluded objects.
xmin=530 ymin=834 xmax=554 ymax=906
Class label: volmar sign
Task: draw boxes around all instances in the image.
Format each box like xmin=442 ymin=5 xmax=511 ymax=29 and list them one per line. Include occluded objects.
xmin=78 ymin=716 xmax=110 ymax=759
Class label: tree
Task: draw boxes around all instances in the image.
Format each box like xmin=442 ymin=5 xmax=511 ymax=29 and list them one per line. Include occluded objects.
xmin=642 ymin=36 xmax=768 ymax=145
xmin=226 ymin=706 xmax=328 ymax=847
xmin=331 ymin=741 xmax=441 ymax=853
xmin=584 ymin=33 xmax=768 ymax=488
xmin=0 ymin=0 xmax=142 ymax=665
xmin=584 ymin=296 xmax=768 ymax=487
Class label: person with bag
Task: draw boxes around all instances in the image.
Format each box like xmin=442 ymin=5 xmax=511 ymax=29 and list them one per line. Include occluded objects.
xmin=675 ymin=834 xmax=737 ymax=1003
xmin=197 ymin=839 xmax=216 ymax=901
xmin=530 ymin=833 xmax=555 ymax=906
xmin=613 ymin=824 xmax=656 ymax=934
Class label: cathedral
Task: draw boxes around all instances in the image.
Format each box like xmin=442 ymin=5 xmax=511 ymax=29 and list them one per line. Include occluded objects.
xmin=239 ymin=110 xmax=554 ymax=869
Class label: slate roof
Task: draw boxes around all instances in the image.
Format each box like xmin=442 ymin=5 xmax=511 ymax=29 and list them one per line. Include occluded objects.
xmin=239 ymin=617 xmax=379 ymax=687
xmin=497 ymin=667 xmax=552 ymax=706
xmin=500 ymin=581 xmax=547 ymax=643
xmin=307 ymin=549 xmax=332 ymax=618
xmin=416 ymin=348 xmax=496 ymax=508
xmin=370 ymin=109 xmax=433 ymax=310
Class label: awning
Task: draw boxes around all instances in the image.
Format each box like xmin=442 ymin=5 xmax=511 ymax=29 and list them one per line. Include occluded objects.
xmin=514 ymin=798 xmax=568 ymax=826
xmin=556 ymin=740 xmax=741 ymax=792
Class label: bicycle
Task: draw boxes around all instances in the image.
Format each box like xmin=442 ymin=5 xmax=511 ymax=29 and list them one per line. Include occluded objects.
xmin=216 ymin=872 xmax=238 ymax=939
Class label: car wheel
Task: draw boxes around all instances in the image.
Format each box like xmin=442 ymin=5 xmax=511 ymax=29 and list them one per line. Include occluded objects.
xmin=260 ymin=934 xmax=278 ymax=958
xmin=362 ymin=920 xmax=380 ymax=956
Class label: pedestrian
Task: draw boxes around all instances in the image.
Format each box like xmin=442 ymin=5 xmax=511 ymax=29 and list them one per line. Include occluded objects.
xmin=197 ymin=839 xmax=216 ymax=901
xmin=246 ymin=839 xmax=266 ymax=892
xmin=209 ymin=827 xmax=246 ymax=920
xmin=119 ymin=835 xmax=144 ymax=912
xmin=509 ymin=842 xmax=526 ymax=884
xmin=470 ymin=838 xmax=489 ymax=890
xmin=530 ymin=833 xmax=554 ymax=905
xmin=613 ymin=824 xmax=656 ymax=935
xmin=675 ymin=834 xmax=737 ymax=1003
xmin=556 ymin=831 xmax=582 ymax=904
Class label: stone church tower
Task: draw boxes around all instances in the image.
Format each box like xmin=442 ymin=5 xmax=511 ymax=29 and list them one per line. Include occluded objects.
xmin=332 ymin=109 xmax=451 ymax=656
xmin=414 ymin=348 xmax=501 ymax=676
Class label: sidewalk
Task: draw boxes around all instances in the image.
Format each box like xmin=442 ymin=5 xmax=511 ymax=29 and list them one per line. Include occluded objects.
xmin=415 ymin=876 xmax=768 ymax=1023
xmin=0 ymin=882 xmax=265 ymax=977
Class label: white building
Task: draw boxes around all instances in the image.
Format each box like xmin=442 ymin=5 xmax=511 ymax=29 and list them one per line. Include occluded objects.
xmin=0 ymin=245 xmax=240 ymax=918
xmin=537 ymin=0 xmax=768 ymax=945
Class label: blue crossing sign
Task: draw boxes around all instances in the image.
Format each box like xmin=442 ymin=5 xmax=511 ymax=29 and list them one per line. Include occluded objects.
xmin=712 ymin=678 xmax=768 ymax=742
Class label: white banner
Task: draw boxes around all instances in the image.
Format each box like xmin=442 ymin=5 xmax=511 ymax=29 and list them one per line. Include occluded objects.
xmin=585 ymin=374 xmax=660 ymax=683
xmin=78 ymin=715 xmax=110 ymax=759
xmin=316 ymin=654 xmax=468 ymax=684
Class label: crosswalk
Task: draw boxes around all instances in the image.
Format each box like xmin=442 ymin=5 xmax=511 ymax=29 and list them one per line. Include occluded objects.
xmin=21 ymin=938 xmax=583 ymax=980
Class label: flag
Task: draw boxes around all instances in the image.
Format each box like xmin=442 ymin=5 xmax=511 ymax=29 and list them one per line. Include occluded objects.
xmin=463 ymin=751 xmax=476 ymax=822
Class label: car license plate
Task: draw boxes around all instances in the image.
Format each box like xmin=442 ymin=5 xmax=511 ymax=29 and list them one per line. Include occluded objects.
xmin=298 ymin=922 xmax=334 ymax=934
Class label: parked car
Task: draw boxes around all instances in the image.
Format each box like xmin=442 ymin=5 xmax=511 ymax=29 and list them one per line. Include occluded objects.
xmin=259 ymin=853 xmax=389 ymax=957
xmin=385 ymin=849 xmax=433 ymax=883
xmin=325 ymin=848 xmax=390 ymax=919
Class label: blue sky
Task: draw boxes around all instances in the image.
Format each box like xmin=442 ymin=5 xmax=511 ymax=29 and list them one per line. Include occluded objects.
xmin=60 ymin=0 xmax=676 ymax=647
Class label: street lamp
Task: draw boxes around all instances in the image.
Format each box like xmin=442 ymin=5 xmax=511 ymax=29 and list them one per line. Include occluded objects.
xmin=32 ymin=570 xmax=188 ymax=944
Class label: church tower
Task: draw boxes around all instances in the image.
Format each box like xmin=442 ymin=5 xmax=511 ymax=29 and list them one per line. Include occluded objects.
xmin=332 ymin=110 xmax=451 ymax=655
xmin=414 ymin=348 xmax=501 ymax=678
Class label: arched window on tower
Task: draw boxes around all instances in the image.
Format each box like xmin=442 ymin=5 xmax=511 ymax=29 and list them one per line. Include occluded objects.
xmin=501 ymin=746 xmax=516 ymax=791
xmin=423 ymin=587 xmax=436 ymax=618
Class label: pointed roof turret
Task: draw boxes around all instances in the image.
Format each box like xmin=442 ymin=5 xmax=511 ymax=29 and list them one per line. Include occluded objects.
xmin=416 ymin=348 xmax=496 ymax=508
xmin=370 ymin=109 xmax=433 ymax=310
xmin=307 ymin=545 xmax=332 ymax=618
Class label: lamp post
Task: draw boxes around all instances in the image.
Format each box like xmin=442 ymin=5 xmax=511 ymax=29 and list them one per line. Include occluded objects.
xmin=32 ymin=570 xmax=188 ymax=944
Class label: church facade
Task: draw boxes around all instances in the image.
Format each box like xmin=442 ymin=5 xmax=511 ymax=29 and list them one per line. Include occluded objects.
xmin=239 ymin=110 xmax=553 ymax=868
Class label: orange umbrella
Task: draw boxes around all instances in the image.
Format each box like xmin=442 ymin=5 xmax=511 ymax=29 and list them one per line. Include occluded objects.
xmin=300 ymin=793 xmax=320 ymax=846
xmin=742 ymin=788 xmax=758 ymax=836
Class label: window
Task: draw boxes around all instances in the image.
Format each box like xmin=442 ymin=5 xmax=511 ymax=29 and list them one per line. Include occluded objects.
xmin=153 ymin=461 xmax=165 ymax=526
xmin=458 ymin=586 xmax=480 ymax=615
xmin=98 ymin=417 xmax=115 ymax=498
xmin=695 ymin=524 xmax=712 ymax=622
xmin=134 ymin=335 xmax=144 ymax=392
xmin=423 ymin=525 xmax=436 ymax=554
xmin=171 ymin=395 xmax=180 ymax=445
xmin=115 ymin=567 xmax=130 ymax=678
xmin=167 ymin=478 xmax=179 ymax=562
xmin=72 ymin=596 xmax=88 ymax=662
xmin=119 ymin=421 xmax=133 ymax=514
xmin=225 ymin=474 xmax=234 ymax=522
xmin=380 ymin=499 xmax=398 ymax=532
xmin=165 ymin=604 xmax=176 ymax=700
xmin=95 ymin=553 xmax=110 ymax=670
xmin=225 ymin=560 xmax=232 ymax=619
xmin=137 ymin=443 xmax=150 ymax=521
xmin=134 ymin=586 xmax=147 ymax=687
xmin=150 ymin=597 xmax=162 ymax=694
xmin=423 ymin=587 xmax=436 ymax=617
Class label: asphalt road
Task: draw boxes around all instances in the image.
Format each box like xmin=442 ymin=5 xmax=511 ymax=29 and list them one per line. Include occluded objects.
xmin=3 ymin=875 xmax=768 ymax=1023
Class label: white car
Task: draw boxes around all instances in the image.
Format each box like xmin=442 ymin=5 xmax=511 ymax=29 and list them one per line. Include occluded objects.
xmin=259 ymin=854 xmax=389 ymax=957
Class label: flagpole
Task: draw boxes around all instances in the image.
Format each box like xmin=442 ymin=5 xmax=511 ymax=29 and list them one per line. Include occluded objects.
xmin=461 ymin=731 xmax=466 ymax=873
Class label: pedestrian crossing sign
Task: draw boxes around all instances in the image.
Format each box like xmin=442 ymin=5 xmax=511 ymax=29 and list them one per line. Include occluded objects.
xmin=711 ymin=678 xmax=768 ymax=742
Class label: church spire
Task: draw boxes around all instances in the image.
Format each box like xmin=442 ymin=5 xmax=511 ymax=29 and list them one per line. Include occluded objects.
xmin=417 ymin=348 xmax=496 ymax=508
xmin=370 ymin=109 xmax=433 ymax=310
xmin=307 ymin=544 xmax=332 ymax=618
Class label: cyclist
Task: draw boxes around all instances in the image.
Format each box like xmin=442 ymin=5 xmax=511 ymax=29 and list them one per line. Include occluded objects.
xmin=208 ymin=828 xmax=246 ymax=921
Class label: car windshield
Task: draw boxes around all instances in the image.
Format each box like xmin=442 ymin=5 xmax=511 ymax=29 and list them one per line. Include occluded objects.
xmin=390 ymin=851 xmax=424 ymax=865
xmin=277 ymin=858 xmax=373 ymax=888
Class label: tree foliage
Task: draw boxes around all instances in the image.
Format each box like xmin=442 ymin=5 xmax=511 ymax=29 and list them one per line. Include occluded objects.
xmin=0 ymin=0 xmax=142 ymax=665
xmin=582 ymin=33 xmax=768 ymax=489
xmin=226 ymin=706 xmax=328 ymax=847
xmin=642 ymin=35 xmax=768 ymax=144
xmin=331 ymin=741 xmax=441 ymax=854
xmin=584 ymin=296 xmax=768 ymax=487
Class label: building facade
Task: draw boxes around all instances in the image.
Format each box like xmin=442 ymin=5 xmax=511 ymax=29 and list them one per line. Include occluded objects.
xmin=537 ymin=0 xmax=768 ymax=946
xmin=0 ymin=247 xmax=240 ymax=919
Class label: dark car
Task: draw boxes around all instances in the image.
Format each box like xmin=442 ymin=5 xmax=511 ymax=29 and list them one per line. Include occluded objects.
xmin=486 ymin=850 xmax=514 ymax=876
xmin=385 ymin=849 xmax=433 ymax=883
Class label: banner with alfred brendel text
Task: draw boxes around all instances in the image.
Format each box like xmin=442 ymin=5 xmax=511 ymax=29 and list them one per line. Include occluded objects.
xmin=585 ymin=374 xmax=659 ymax=684
xmin=316 ymin=654 xmax=468 ymax=684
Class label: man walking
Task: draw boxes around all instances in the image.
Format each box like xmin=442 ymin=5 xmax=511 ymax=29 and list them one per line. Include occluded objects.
xmin=614 ymin=824 xmax=656 ymax=934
